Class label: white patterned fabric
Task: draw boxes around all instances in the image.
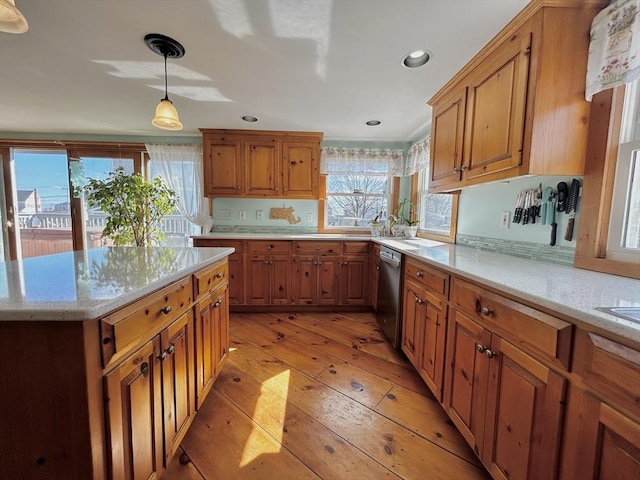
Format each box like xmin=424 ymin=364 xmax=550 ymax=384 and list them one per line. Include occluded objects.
xmin=145 ymin=143 xmax=203 ymax=229
xmin=586 ymin=0 xmax=640 ymax=101
xmin=404 ymin=136 xmax=430 ymax=176
xmin=320 ymin=147 xmax=405 ymax=177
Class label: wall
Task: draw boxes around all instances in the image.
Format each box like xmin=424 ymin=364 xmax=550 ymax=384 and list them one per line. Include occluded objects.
xmin=457 ymin=175 xmax=582 ymax=265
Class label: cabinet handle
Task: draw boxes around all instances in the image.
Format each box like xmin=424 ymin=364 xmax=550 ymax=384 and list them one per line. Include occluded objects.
xmin=416 ymin=271 xmax=424 ymax=278
xmin=214 ymin=300 xmax=222 ymax=308
xmin=265 ymin=260 xmax=270 ymax=264
xmin=343 ymin=262 xmax=348 ymax=265
xmin=140 ymin=362 xmax=149 ymax=374
xmin=480 ymin=307 xmax=493 ymax=317
xmin=484 ymin=349 xmax=495 ymax=359
xmin=476 ymin=344 xmax=486 ymax=353
xmin=158 ymin=350 xmax=168 ymax=361
xmin=460 ymin=164 xmax=468 ymax=171
xmin=268 ymin=245 xmax=273 ymax=250
xmin=215 ymin=273 xmax=223 ymax=279
xmin=453 ymin=167 xmax=460 ymax=173
xmin=161 ymin=306 xmax=172 ymax=315
xmin=167 ymin=345 xmax=175 ymax=355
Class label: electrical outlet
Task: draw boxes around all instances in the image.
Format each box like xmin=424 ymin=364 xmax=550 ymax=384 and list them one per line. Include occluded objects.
xmin=239 ymin=210 xmax=246 ymax=220
xmin=307 ymin=212 xmax=313 ymax=223
xmin=500 ymin=211 xmax=510 ymax=229
xmin=256 ymin=210 xmax=263 ymax=221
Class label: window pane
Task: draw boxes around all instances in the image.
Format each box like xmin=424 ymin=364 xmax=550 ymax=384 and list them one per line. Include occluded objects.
xmin=326 ymin=173 xmax=388 ymax=227
xmin=14 ymin=150 xmax=72 ymax=258
xmin=77 ymin=157 xmax=134 ymax=247
xmin=422 ymin=194 xmax=453 ymax=232
xmin=622 ymin=149 xmax=640 ymax=249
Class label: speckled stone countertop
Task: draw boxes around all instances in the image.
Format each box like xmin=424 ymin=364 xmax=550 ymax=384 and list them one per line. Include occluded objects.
xmin=0 ymin=246 xmax=234 ymax=321
xmin=194 ymin=233 xmax=640 ymax=344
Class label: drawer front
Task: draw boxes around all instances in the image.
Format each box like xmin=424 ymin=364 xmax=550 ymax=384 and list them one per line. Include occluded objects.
xmin=246 ymin=240 xmax=292 ymax=254
xmin=450 ymin=277 xmax=572 ymax=370
xmin=343 ymin=241 xmax=369 ymax=254
xmin=295 ymin=241 xmax=342 ymax=254
xmin=405 ymin=257 xmax=449 ymax=298
xmin=574 ymin=329 xmax=640 ymax=418
xmin=193 ymin=260 xmax=229 ymax=302
xmin=193 ymin=238 xmax=243 ymax=253
xmin=101 ymin=277 xmax=193 ymax=368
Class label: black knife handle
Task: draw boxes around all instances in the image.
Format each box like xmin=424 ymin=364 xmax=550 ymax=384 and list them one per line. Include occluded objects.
xmin=550 ymin=223 xmax=557 ymax=246
xmin=565 ymin=217 xmax=575 ymax=241
xmin=557 ymin=182 xmax=568 ymax=212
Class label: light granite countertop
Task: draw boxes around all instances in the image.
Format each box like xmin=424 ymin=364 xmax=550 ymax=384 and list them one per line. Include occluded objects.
xmin=194 ymin=232 xmax=640 ymax=344
xmin=0 ymin=246 xmax=234 ymax=321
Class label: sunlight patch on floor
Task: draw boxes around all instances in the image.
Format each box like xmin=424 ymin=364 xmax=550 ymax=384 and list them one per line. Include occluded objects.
xmin=239 ymin=369 xmax=291 ymax=467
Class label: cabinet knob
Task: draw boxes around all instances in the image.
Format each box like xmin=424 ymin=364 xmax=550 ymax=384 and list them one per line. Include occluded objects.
xmin=140 ymin=362 xmax=149 ymax=374
xmin=417 ymin=271 xmax=424 ymax=278
xmin=265 ymin=260 xmax=270 ymax=264
xmin=215 ymin=273 xmax=223 ymax=279
xmin=167 ymin=345 xmax=175 ymax=355
xmin=214 ymin=300 xmax=222 ymax=308
xmin=480 ymin=307 xmax=493 ymax=317
xmin=476 ymin=344 xmax=486 ymax=353
xmin=343 ymin=262 xmax=348 ymax=265
xmin=460 ymin=164 xmax=468 ymax=171
xmin=453 ymin=167 xmax=460 ymax=173
xmin=159 ymin=350 xmax=168 ymax=361
xmin=484 ymin=349 xmax=495 ymax=359
xmin=161 ymin=305 xmax=172 ymax=315
xmin=268 ymin=245 xmax=273 ymax=249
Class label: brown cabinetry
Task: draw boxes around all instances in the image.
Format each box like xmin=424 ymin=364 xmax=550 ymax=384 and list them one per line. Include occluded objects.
xmin=428 ymin=1 xmax=604 ymax=192
xmin=401 ymin=257 xmax=449 ymax=401
xmin=246 ymin=240 xmax=293 ymax=305
xmin=561 ymin=330 xmax=640 ymax=480
xmin=445 ymin=277 xmax=570 ymax=480
xmin=340 ymin=242 xmax=370 ymax=305
xmin=201 ymin=129 xmax=322 ymax=199
xmin=293 ymin=254 xmax=340 ymax=305
xmin=192 ymin=239 xmax=244 ymax=305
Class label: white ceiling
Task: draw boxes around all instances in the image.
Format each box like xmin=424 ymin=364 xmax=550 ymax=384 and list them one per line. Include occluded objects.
xmin=0 ymin=0 xmax=530 ymax=143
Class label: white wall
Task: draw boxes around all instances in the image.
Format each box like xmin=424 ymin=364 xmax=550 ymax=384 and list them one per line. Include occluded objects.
xmin=457 ymin=175 xmax=582 ymax=249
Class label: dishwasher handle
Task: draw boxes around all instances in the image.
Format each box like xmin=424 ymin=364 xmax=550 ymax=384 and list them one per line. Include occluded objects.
xmin=380 ymin=250 xmax=401 ymax=268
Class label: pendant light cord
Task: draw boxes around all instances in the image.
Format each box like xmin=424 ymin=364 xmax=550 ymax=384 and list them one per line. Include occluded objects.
xmin=163 ymin=52 xmax=169 ymax=101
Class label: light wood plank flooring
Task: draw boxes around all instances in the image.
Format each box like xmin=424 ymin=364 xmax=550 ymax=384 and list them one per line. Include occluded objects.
xmin=169 ymin=311 xmax=491 ymax=480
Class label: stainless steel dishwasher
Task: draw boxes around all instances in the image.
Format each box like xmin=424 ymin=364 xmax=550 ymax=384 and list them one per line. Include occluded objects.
xmin=376 ymin=245 xmax=404 ymax=349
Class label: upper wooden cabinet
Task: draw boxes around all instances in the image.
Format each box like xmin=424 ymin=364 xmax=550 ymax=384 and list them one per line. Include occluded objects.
xmin=427 ymin=0 xmax=607 ymax=192
xmin=201 ymin=129 xmax=323 ymax=199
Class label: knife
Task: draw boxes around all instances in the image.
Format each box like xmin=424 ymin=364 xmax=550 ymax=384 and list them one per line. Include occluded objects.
xmin=514 ymin=191 xmax=524 ymax=223
xmin=564 ymin=178 xmax=580 ymax=241
xmin=550 ymin=194 xmax=557 ymax=246
xmin=557 ymin=182 xmax=568 ymax=212
xmin=541 ymin=186 xmax=553 ymax=225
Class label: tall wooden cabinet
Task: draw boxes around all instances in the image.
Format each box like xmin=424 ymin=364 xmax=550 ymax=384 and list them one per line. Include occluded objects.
xmin=427 ymin=0 xmax=606 ymax=192
xmin=201 ymin=129 xmax=323 ymax=198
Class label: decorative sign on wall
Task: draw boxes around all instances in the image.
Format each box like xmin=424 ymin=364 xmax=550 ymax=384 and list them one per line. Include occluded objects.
xmin=269 ymin=206 xmax=301 ymax=224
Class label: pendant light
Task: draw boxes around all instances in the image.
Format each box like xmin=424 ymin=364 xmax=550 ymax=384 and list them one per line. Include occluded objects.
xmin=145 ymin=33 xmax=185 ymax=131
xmin=0 ymin=0 xmax=28 ymax=33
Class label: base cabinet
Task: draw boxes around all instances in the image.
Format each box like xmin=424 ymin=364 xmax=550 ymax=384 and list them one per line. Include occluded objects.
xmin=339 ymin=254 xmax=369 ymax=305
xmin=445 ymin=310 xmax=567 ymax=480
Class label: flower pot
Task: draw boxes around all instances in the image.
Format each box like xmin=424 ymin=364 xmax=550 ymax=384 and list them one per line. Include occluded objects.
xmin=405 ymin=225 xmax=418 ymax=238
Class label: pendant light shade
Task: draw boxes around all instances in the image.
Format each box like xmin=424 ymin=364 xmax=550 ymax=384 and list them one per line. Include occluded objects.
xmin=0 ymin=0 xmax=28 ymax=34
xmin=145 ymin=33 xmax=185 ymax=131
xmin=152 ymin=98 xmax=183 ymax=130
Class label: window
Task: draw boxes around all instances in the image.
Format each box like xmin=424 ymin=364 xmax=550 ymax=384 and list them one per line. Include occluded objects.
xmin=575 ymin=79 xmax=640 ymax=279
xmin=607 ymin=78 xmax=640 ymax=262
xmin=417 ymin=168 xmax=455 ymax=236
xmin=321 ymin=148 xmax=403 ymax=229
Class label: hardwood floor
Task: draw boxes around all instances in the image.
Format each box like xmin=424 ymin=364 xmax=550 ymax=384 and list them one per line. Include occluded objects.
xmin=169 ymin=311 xmax=491 ymax=480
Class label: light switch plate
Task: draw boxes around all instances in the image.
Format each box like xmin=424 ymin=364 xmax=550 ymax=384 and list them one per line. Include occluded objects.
xmin=307 ymin=213 xmax=313 ymax=223
xmin=256 ymin=210 xmax=263 ymax=220
xmin=239 ymin=210 xmax=246 ymax=220
xmin=500 ymin=211 xmax=510 ymax=229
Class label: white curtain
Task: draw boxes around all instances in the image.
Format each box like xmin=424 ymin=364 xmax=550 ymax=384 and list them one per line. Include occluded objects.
xmin=404 ymin=136 xmax=430 ymax=176
xmin=145 ymin=143 xmax=203 ymax=229
xmin=320 ymin=147 xmax=405 ymax=176
xmin=586 ymin=0 xmax=640 ymax=101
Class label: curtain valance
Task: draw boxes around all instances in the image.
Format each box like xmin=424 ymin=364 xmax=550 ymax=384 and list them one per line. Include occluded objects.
xmin=320 ymin=147 xmax=405 ymax=177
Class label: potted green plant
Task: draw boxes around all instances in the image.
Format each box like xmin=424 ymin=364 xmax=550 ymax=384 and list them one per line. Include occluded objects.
xmin=398 ymin=198 xmax=420 ymax=237
xmin=83 ymin=167 xmax=178 ymax=246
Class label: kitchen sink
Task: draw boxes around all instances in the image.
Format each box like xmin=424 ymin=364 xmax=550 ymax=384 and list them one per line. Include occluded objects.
xmin=595 ymin=307 xmax=640 ymax=324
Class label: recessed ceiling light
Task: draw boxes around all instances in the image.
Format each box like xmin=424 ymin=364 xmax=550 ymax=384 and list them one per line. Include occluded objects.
xmin=403 ymin=49 xmax=431 ymax=68
xmin=242 ymin=115 xmax=258 ymax=122
xmin=366 ymin=120 xmax=381 ymax=126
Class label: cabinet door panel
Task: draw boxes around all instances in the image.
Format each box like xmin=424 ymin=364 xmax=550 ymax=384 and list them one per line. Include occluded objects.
xmin=194 ymin=298 xmax=214 ymax=407
xmin=445 ymin=310 xmax=490 ymax=454
xmin=161 ymin=311 xmax=195 ymax=462
xmin=402 ymin=281 xmax=424 ymax=367
xmin=245 ymin=140 xmax=279 ymax=196
xmin=463 ymin=32 xmax=530 ymax=180
xmin=213 ymin=289 xmax=229 ymax=373
xmin=430 ymin=88 xmax=466 ymax=190
xmin=282 ymin=142 xmax=318 ymax=198
xmin=418 ymin=296 xmax=447 ymax=401
xmin=271 ymin=255 xmax=292 ymax=304
xmin=340 ymin=255 xmax=369 ymax=305
xmin=105 ymin=337 xmax=163 ymax=480
xmin=203 ymin=139 xmax=242 ymax=196
xmin=484 ymin=338 xmax=566 ymax=480
xmin=246 ymin=255 xmax=271 ymax=304
xmin=318 ymin=256 xmax=339 ymax=304
xmin=294 ymin=255 xmax=317 ymax=304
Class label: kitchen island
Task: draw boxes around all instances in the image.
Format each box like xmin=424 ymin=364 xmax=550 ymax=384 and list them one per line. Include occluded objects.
xmin=0 ymin=246 xmax=233 ymax=480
